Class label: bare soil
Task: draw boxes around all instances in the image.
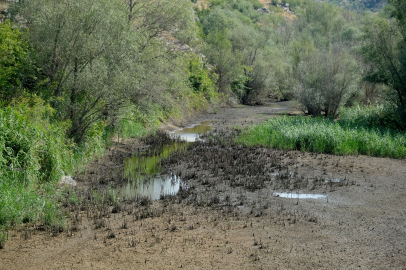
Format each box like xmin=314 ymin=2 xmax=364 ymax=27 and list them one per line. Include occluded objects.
xmin=1 ymin=101 xmax=406 ymax=270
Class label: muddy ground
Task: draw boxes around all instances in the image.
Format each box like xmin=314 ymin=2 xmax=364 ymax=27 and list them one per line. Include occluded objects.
xmin=1 ymin=101 xmax=406 ymax=270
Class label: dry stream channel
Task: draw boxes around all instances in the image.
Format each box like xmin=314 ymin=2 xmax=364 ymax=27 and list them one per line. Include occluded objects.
xmin=1 ymin=103 xmax=406 ymax=270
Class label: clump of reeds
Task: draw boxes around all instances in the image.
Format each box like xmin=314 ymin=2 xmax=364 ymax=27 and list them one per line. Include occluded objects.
xmin=236 ymin=116 xmax=406 ymax=158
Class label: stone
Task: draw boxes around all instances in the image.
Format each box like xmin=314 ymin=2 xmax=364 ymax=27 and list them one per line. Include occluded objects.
xmin=257 ymin=7 xmax=270 ymax=14
xmin=59 ymin=176 xmax=77 ymax=186
xmin=179 ymin=44 xmax=190 ymax=52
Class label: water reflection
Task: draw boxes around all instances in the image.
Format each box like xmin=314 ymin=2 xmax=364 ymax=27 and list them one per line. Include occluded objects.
xmin=172 ymin=122 xmax=214 ymax=142
xmin=118 ymin=175 xmax=180 ymax=200
xmin=273 ymin=192 xmax=327 ymax=199
xmin=117 ymin=121 xmax=216 ymax=200
xmin=118 ymin=142 xmax=188 ymax=200
xmin=124 ymin=142 xmax=189 ymax=178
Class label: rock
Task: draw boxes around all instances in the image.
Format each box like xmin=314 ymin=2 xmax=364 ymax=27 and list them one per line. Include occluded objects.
xmin=279 ymin=3 xmax=294 ymax=15
xmin=59 ymin=176 xmax=77 ymax=186
xmin=283 ymin=7 xmax=294 ymax=14
xmin=160 ymin=124 xmax=180 ymax=132
xmin=194 ymin=17 xmax=200 ymax=22
xmin=257 ymin=7 xmax=270 ymax=14
xmin=179 ymin=44 xmax=190 ymax=52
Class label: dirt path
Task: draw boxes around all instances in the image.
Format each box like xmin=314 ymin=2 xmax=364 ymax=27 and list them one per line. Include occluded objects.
xmin=1 ymin=101 xmax=406 ymax=270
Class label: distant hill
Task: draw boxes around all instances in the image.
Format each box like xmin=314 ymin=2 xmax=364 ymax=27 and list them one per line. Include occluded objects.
xmin=197 ymin=0 xmax=386 ymax=14
xmin=259 ymin=0 xmax=387 ymax=13
xmin=321 ymin=0 xmax=387 ymax=12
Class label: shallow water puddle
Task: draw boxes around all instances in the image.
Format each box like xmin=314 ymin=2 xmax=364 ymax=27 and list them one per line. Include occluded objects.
xmin=124 ymin=142 xmax=189 ymax=177
xmin=117 ymin=142 xmax=188 ymax=200
xmin=273 ymin=192 xmax=327 ymax=199
xmin=171 ymin=121 xmax=216 ymax=142
xmin=325 ymin=178 xmax=341 ymax=183
xmin=269 ymin=172 xmax=295 ymax=178
xmin=117 ymin=122 xmax=215 ymax=199
xmin=119 ymin=175 xmax=181 ymax=200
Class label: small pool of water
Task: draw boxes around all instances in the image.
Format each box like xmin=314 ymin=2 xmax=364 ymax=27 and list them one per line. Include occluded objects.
xmin=124 ymin=142 xmax=189 ymax=178
xmin=269 ymin=172 xmax=295 ymax=178
xmin=273 ymin=192 xmax=327 ymax=199
xmin=171 ymin=121 xmax=216 ymax=142
xmin=117 ymin=142 xmax=188 ymax=200
xmin=118 ymin=175 xmax=181 ymax=200
xmin=116 ymin=121 xmax=215 ymax=200
xmin=325 ymin=178 xmax=341 ymax=183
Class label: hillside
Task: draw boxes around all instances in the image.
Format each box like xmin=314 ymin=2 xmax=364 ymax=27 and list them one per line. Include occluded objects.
xmin=320 ymin=0 xmax=387 ymax=12
xmin=259 ymin=0 xmax=386 ymax=12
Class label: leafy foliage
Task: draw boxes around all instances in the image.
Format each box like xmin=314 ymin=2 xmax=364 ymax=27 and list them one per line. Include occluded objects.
xmin=0 ymin=21 xmax=31 ymax=103
xmin=326 ymin=0 xmax=386 ymax=12
xmin=294 ymin=48 xmax=360 ymax=117
xmin=361 ymin=1 xmax=406 ymax=126
xmin=187 ymin=54 xmax=218 ymax=99
xmin=198 ymin=0 xmax=363 ymax=106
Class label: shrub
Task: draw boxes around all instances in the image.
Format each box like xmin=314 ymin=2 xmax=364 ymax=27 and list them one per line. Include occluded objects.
xmin=339 ymin=103 xmax=403 ymax=130
xmin=0 ymin=20 xmax=30 ymax=103
xmin=294 ymin=49 xmax=360 ymax=117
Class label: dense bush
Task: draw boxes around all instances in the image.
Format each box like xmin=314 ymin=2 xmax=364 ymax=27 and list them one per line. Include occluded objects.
xmin=0 ymin=21 xmax=32 ymax=103
xmin=294 ymin=49 xmax=360 ymax=117
xmin=340 ymin=103 xmax=403 ymax=130
xmin=198 ymin=0 xmax=365 ymax=108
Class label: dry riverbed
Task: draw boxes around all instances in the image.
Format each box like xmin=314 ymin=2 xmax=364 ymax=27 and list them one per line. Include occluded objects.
xmin=1 ymin=101 xmax=406 ymax=270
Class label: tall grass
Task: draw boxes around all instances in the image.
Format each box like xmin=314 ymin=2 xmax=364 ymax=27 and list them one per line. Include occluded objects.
xmin=0 ymin=99 xmax=112 ymax=229
xmin=0 ymin=101 xmax=68 ymax=228
xmin=340 ymin=103 xmax=403 ymax=130
xmin=237 ymin=115 xmax=406 ymax=158
xmin=117 ymin=105 xmax=162 ymax=139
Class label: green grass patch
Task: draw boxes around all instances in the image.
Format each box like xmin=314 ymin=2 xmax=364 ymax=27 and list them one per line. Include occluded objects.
xmin=0 ymin=98 xmax=116 ymax=229
xmin=0 ymin=102 xmax=147 ymax=229
xmin=339 ymin=103 xmax=403 ymax=131
xmin=0 ymin=101 xmax=70 ymax=228
xmin=236 ymin=116 xmax=406 ymax=158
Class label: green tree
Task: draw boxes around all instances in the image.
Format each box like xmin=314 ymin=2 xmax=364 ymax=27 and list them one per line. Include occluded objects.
xmin=361 ymin=2 xmax=406 ymax=126
xmin=15 ymin=0 xmax=136 ymax=142
xmin=187 ymin=54 xmax=218 ymax=99
xmin=204 ymin=30 xmax=244 ymax=94
xmin=294 ymin=48 xmax=360 ymax=117
xmin=124 ymin=0 xmax=196 ymax=44
xmin=0 ymin=21 xmax=30 ymax=103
